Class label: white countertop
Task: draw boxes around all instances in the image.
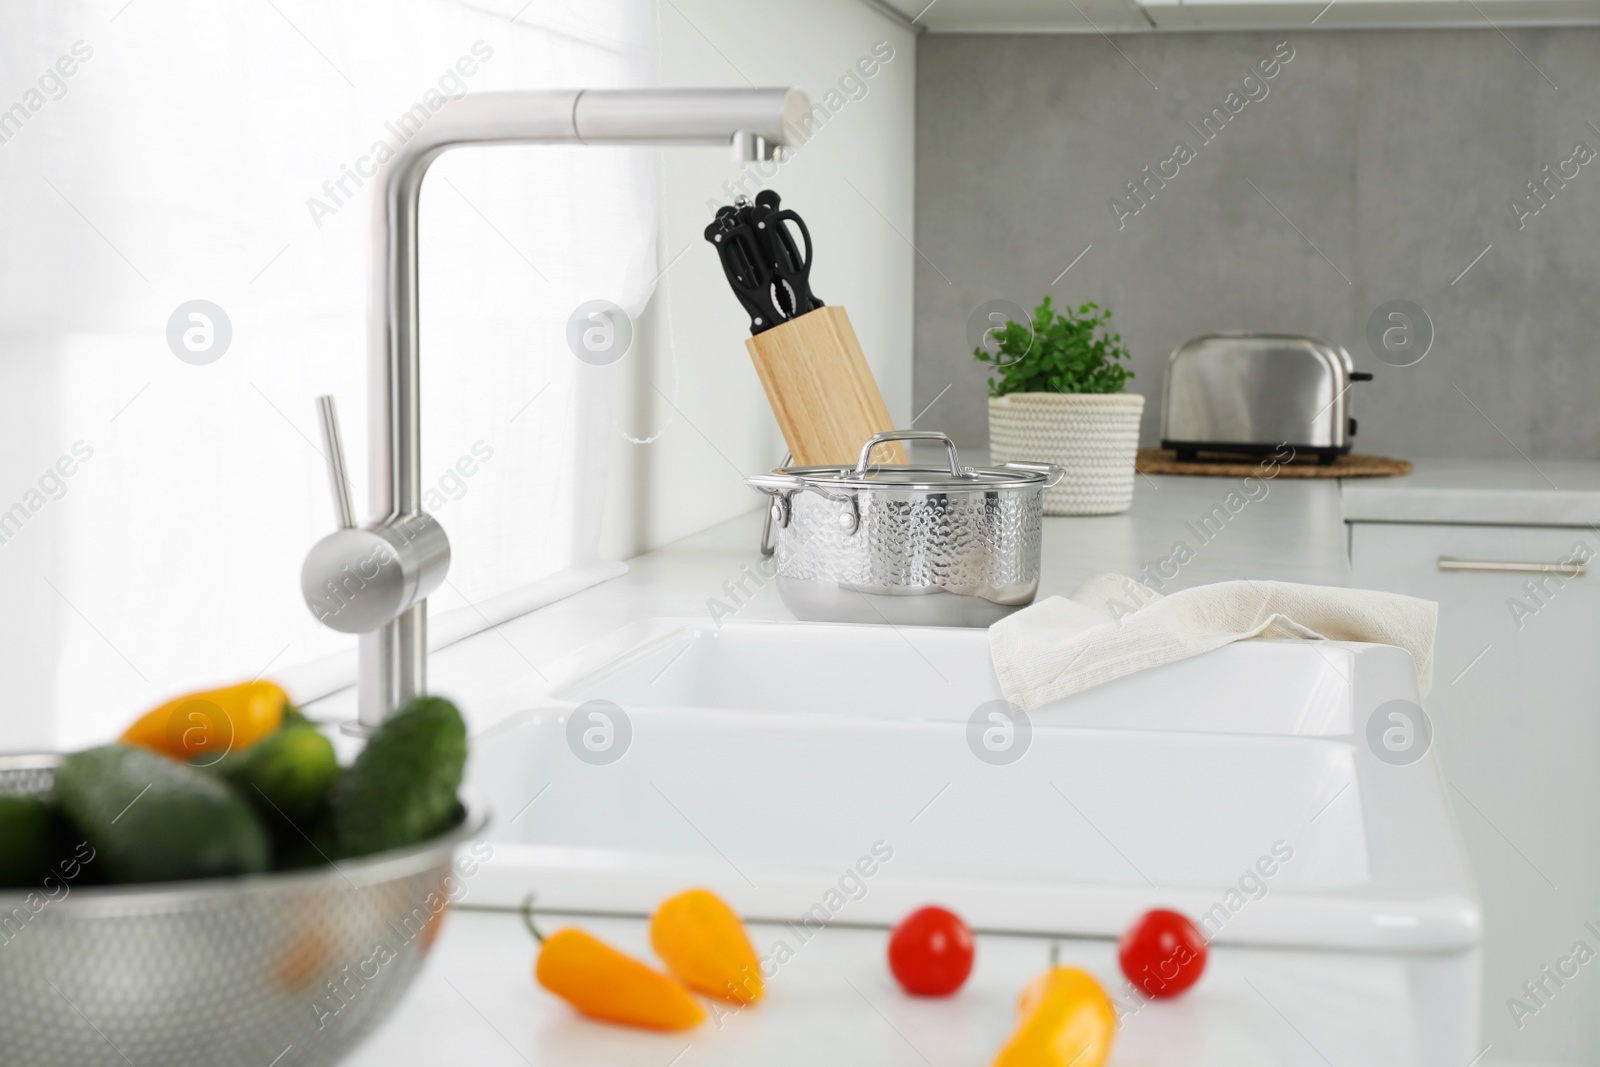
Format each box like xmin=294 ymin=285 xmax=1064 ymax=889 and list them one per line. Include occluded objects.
xmin=345 ymin=910 xmax=1426 ymax=1067
xmin=309 ymin=470 xmax=1451 ymax=1065
xmin=302 ymin=456 xmax=1600 ymax=1064
xmin=1341 ymin=457 xmax=1600 ymax=526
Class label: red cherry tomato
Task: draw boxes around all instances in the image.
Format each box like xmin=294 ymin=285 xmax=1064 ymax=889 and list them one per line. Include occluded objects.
xmin=888 ymin=906 xmax=975 ymax=996
xmin=1119 ymin=908 xmax=1208 ymax=998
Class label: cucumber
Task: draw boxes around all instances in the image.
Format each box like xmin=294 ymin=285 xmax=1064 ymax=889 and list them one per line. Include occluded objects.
xmin=0 ymin=795 xmax=61 ymax=887
xmin=330 ymin=695 xmax=466 ymax=859
xmin=54 ymin=745 xmax=270 ymax=884
xmin=219 ymin=724 xmax=339 ymax=828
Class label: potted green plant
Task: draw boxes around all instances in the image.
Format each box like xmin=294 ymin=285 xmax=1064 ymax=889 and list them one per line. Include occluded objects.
xmin=976 ymin=297 xmax=1143 ymax=516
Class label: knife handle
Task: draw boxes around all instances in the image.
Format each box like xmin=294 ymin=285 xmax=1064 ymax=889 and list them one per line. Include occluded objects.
xmin=705 ymin=217 xmax=789 ymax=333
xmin=754 ymin=206 xmax=821 ymax=314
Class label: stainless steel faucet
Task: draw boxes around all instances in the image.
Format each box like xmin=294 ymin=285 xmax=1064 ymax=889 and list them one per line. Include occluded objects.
xmin=301 ymin=88 xmax=810 ymax=732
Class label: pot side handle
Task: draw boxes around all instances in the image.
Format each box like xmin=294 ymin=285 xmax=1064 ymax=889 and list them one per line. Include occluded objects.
xmin=746 ymin=473 xmax=856 ymax=505
xmin=745 ymin=473 xmax=806 ymax=496
xmin=999 ymin=461 xmax=1066 ymax=488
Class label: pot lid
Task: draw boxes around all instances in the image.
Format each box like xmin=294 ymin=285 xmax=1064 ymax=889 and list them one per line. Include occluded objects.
xmin=768 ymin=431 xmax=1061 ymax=492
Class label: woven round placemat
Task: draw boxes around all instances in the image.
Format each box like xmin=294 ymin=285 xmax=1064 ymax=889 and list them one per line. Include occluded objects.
xmin=1135 ymin=448 xmax=1412 ymax=478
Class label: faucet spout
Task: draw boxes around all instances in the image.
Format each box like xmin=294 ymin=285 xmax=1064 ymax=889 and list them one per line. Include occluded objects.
xmin=324 ymin=88 xmax=812 ymax=731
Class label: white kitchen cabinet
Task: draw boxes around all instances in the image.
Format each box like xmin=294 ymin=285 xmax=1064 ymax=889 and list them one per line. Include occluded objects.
xmin=1350 ymin=521 xmax=1600 ymax=1067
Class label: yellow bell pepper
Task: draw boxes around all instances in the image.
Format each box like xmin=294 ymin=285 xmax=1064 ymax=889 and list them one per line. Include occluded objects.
xmin=650 ymin=888 xmax=764 ymax=1004
xmin=991 ymin=965 xmax=1117 ymax=1067
xmin=120 ymin=680 xmax=291 ymax=763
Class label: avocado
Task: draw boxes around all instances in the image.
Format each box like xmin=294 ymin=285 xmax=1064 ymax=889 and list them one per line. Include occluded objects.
xmin=218 ymin=724 xmax=340 ymax=829
xmin=0 ymin=795 xmax=61 ymax=887
xmin=330 ymin=695 xmax=466 ymax=859
xmin=54 ymin=745 xmax=271 ymax=884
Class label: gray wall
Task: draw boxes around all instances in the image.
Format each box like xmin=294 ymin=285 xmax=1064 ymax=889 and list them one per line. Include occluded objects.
xmin=914 ymin=29 xmax=1600 ymax=459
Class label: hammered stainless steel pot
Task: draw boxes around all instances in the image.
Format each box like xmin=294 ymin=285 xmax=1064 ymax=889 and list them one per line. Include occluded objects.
xmin=746 ymin=431 xmax=1063 ymax=627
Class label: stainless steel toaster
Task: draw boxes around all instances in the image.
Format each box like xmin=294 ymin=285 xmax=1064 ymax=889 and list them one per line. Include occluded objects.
xmin=1160 ymin=333 xmax=1372 ymax=465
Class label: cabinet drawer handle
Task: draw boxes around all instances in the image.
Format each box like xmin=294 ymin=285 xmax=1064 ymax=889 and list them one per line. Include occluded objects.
xmin=1437 ymin=557 xmax=1586 ymax=576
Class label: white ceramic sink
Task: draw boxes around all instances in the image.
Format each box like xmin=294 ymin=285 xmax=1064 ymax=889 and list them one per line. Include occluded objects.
xmin=466 ymin=619 xmax=1479 ymax=955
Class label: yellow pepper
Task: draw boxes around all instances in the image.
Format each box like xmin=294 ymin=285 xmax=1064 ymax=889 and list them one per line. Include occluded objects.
xmin=650 ymin=888 xmax=764 ymax=1004
xmin=525 ymin=898 xmax=706 ymax=1032
xmin=120 ymin=680 xmax=291 ymax=763
xmin=991 ymin=965 xmax=1117 ymax=1067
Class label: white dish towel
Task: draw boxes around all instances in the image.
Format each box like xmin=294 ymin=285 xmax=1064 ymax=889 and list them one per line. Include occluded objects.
xmin=989 ymin=574 xmax=1438 ymax=712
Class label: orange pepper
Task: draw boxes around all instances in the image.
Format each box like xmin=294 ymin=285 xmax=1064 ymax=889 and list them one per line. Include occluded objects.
xmin=991 ymin=965 xmax=1117 ymax=1067
xmin=120 ymin=680 xmax=291 ymax=763
xmin=524 ymin=899 xmax=705 ymax=1031
xmin=650 ymin=888 xmax=764 ymax=1005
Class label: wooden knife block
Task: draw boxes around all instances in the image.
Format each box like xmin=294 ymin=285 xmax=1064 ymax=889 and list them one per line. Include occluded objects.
xmin=744 ymin=305 xmax=906 ymax=467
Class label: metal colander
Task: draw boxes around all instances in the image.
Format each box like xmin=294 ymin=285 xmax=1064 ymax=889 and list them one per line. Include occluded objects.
xmin=0 ymin=753 xmax=486 ymax=1067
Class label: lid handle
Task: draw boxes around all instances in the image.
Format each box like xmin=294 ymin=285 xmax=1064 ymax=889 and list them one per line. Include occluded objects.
xmin=854 ymin=430 xmax=967 ymax=478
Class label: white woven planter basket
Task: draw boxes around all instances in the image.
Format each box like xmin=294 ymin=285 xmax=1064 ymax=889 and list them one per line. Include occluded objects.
xmin=988 ymin=393 xmax=1145 ymax=516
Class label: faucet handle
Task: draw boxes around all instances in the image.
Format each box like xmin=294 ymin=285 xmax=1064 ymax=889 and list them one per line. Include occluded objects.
xmin=316 ymin=395 xmax=357 ymax=530
xmin=301 ymin=394 xmax=451 ymax=638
